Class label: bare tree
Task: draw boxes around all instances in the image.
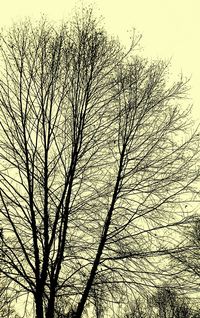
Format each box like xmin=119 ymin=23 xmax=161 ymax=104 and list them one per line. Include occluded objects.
xmin=152 ymin=287 xmax=182 ymax=318
xmin=152 ymin=286 xmax=200 ymax=318
xmin=123 ymin=287 xmax=199 ymax=318
xmin=0 ymin=8 xmax=199 ymax=318
xmin=169 ymin=216 xmax=200 ymax=294
xmin=0 ymin=275 xmax=20 ymax=318
xmin=123 ymin=296 xmax=154 ymax=318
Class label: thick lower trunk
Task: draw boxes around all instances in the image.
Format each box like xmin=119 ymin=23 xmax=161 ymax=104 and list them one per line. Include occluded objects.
xmin=35 ymin=294 xmax=44 ymax=318
xmin=45 ymin=291 xmax=56 ymax=318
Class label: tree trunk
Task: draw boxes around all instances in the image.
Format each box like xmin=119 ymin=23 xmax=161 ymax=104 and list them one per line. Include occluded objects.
xmin=73 ymin=148 xmax=125 ymax=318
xmin=35 ymin=293 xmax=44 ymax=318
xmin=45 ymin=288 xmax=56 ymax=318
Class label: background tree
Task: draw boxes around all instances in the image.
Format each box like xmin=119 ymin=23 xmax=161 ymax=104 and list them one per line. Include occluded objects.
xmin=0 ymin=8 xmax=199 ymax=318
xmin=123 ymin=286 xmax=200 ymax=318
xmin=152 ymin=286 xmax=190 ymax=318
xmin=169 ymin=217 xmax=200 ymax=296
xmin=0 ymin=275 xmax=21 ymax=318
xmin=123 ymin=296 xmax=154 ymax=318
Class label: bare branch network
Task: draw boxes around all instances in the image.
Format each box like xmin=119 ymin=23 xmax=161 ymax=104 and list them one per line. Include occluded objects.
xmin=0 ymin=9 xmax=199 ymax=318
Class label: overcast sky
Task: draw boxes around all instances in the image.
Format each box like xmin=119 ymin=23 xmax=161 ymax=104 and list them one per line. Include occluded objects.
xmin=1 ymin=0 xmax=200 ymax=119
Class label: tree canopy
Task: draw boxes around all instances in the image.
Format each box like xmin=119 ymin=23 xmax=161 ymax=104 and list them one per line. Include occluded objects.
xmin=0 ymin=9 xmax=199 ymax=318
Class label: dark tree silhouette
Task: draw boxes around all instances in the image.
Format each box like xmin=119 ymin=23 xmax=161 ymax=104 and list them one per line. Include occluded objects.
xmin=0 ymin=9 xmax=199 ymax=318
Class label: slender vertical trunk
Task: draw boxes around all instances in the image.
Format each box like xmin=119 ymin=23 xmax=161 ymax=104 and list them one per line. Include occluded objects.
xmin=72 ymin=245 xmax=103 ymax=318
xmin=45 ymin=283 xmax=56 ymax=318
xmin=45 ymin=299 xmax=55 ymax=318
xmin=35 ymin=292 xmax=44 ymax=318
xmin=73 ymin=146 xmax=126 ymax=318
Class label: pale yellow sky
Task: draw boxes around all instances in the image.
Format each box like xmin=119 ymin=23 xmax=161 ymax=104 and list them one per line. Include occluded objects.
xmin=0 ymin=0 xmax=200 ymax=118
